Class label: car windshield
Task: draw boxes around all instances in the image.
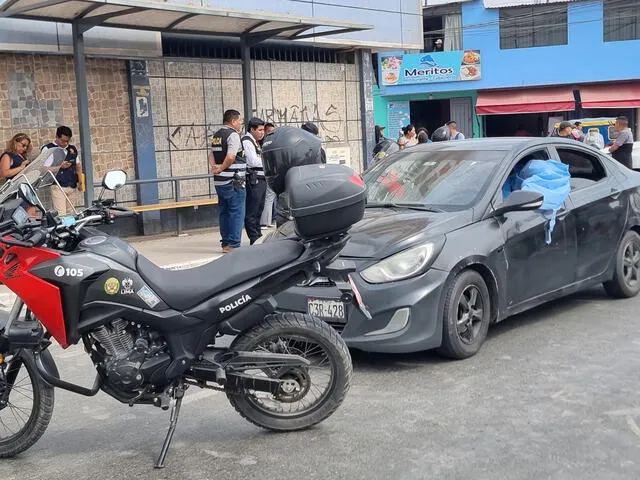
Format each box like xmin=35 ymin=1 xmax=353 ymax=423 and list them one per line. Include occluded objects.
xmin=363 ymin=150 xmax=508 ymax=212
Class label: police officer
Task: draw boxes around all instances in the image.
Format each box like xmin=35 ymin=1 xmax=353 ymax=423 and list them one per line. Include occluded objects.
xmin=42 ymin=126 xmax=85 ymax=215
xmin=209 ymin=109 xmax=246 ymax=252
xmin=242 ymin=117 xmax=266 ymax=245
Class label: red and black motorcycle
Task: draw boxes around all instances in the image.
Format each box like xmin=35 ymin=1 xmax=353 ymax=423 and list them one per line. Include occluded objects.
xmin=0 ymin=159 xmax=368 ymax=467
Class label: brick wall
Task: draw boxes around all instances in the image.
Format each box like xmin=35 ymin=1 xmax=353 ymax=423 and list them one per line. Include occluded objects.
xmin=148 ymin=57 xmax=363 ymax=202
xmin=0 ymin=53 xmax=135 ymax=207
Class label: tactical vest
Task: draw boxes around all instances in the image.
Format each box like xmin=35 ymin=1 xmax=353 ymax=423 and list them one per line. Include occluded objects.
xmin=241 ymin=134 xmax=264 ymax=178
xmin=211 ymin=127 xmax=246 ymax=186
xmin=43 ymin=142 xmax=79 ymax=188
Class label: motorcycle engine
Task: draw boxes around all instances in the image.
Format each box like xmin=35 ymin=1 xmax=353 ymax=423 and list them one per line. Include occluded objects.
xmin=88 ymin=319 xmax=170 ymax=393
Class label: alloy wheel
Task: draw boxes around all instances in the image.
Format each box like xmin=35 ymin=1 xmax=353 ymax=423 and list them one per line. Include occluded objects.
xmin=622 ymin=239 xmax=640 ymax=289
xmin=456 ymin=285 xmax=484 ymax=345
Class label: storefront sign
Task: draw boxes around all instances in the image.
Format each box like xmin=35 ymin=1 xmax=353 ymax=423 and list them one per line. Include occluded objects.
xmin=386 ymin=101 xmax=411 ymax=140
xmin=380 ymin=50 xmax=481 ymax=87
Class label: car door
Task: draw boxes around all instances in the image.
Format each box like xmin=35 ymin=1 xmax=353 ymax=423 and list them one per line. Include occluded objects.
xmin=552 ymin=145 xmax=628 ymax=281
xmin=497 ymin=147 xmax=578 ymax=307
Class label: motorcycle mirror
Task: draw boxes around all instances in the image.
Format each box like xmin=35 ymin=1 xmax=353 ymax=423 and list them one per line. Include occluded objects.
xmin=18 ymin=183 xmax=44 ymax=212
xmin=102 ymin=170 xmax=127 ymax=191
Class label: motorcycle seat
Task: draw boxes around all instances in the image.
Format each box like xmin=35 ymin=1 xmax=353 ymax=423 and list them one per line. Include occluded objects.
xmin=136 ymin=239 xmax=304 ymax=311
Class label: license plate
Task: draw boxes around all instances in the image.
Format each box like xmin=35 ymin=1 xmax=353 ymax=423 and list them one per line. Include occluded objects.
xmin=307 ymin=298 xmax=346 ymax=321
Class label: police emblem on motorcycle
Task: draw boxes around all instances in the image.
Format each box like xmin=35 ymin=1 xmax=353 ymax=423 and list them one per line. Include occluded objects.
xmin=121 ymin=277 xmax=134 ymax=295
xmin=104 ymin=277 xmax=120 ymax=295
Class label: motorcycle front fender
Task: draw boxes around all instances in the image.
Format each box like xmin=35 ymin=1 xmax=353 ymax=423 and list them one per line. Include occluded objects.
xmin=23 ymin=347 xmax=60 ymax=387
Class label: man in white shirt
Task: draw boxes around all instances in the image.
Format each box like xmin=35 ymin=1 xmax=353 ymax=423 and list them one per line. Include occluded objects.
xmin=242 ymin=117 xmax=266 ymax=245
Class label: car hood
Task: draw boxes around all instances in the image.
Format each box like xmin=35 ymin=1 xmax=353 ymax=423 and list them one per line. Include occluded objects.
xmin=339 ymin=208 xmax=474 ymax=259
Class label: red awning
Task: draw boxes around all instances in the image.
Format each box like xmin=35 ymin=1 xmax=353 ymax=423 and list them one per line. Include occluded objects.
xmin=580 ymin=82 xmax=640 ymax=109
xmin=476 ymin=86 xmax=576 ymax=115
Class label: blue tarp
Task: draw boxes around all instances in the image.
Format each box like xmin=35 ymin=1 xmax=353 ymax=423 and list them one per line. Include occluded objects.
xmin=502 ymin=160 xmax=570 ymax=244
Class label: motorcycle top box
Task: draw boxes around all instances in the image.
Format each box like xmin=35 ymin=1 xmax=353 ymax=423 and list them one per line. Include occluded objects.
xmin=285 ymin=163 xmax=366 ymax=240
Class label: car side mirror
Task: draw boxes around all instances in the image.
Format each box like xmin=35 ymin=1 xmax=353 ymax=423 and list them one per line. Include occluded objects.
xmin=493 ymin=190 xmax=544 ymax=217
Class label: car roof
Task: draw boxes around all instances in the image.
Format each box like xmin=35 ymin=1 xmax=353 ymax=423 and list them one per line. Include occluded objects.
xmin=406 ymin=137 xmax=593 ymax=156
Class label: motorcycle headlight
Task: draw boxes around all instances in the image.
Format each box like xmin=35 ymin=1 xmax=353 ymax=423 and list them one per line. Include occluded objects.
xmin=360 ymin=242 xmax=439 ymax=284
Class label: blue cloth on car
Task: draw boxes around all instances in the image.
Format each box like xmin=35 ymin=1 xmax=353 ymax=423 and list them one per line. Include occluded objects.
xmin=502 ymin=159 xmax=570 ymax=244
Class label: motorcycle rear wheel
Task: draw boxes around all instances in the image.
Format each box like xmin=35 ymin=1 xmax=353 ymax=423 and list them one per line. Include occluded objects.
xmin=226 ymin=312 xmax=352 ymax=432
xmin=0 ymin=350 xmax=54 ymax=458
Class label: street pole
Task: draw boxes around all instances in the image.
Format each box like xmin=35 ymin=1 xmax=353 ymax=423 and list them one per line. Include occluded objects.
xmin=72 ymin=21 xmax=94 ymax=207
xmin=240 ymin=37 xmax=253 ymax=123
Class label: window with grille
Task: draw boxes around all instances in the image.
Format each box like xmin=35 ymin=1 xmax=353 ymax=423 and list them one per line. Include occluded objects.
xmin=604 ymin=0 xmax=640 ymax=42
xmin=499 ymin=4 xmax=568 ymax=50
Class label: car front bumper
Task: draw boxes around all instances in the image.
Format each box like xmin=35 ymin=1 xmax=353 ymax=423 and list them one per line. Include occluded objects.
xmin=273 ymin=268 xmax=451 ymax=354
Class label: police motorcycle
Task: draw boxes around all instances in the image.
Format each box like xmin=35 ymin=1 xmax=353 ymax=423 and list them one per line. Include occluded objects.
xmin=0 ymin=127 xmax=370 ymax=468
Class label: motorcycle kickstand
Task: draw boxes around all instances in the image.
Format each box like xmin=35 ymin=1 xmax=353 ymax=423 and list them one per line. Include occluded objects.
xmin=154 ymin=385 xmax=186 ymax=469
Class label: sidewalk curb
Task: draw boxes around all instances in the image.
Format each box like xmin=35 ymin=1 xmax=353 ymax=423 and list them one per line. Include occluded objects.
xmin=161 ymin=256 xmax=219 ymax=270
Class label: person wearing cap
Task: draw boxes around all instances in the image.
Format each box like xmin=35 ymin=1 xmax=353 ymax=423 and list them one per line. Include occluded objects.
xmin=607 ymin=116 xmax=635 ymax=169
xmin=447 ymin=121 xmax=465 ymax=140
xmin=553 ymin=121 xmax=579 ymax=139
xmin=434 ymin=38 xmax=444 ymax=52
xmin=301 ymin=122 xmax=326 ymax=163
xmin=375 ymin=125 xmax=386 ymax=144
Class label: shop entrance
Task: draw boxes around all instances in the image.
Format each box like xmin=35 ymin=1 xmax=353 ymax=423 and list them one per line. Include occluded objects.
xmin=409 ymin=97 xmax=473 ymax=138
xmin=483 ymin=112 xmax=563 ymax=137
xmin=410 ymin=99 xmax=450 ymax=138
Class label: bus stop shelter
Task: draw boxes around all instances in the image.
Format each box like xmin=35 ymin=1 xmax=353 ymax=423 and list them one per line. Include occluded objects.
xmin=0 ymin=0 xmax=372 ymax=205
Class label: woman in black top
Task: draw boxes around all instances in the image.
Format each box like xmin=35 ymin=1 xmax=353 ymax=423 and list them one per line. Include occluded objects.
xmin=1 ymin=133 xmax=32 ymax=180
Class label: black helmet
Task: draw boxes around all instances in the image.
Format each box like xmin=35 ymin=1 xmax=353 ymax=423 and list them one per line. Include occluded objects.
xmin=431 ymin=125 xmax=450 ymax=142
xmin=262 ymin=126 xmax=324 ymax=195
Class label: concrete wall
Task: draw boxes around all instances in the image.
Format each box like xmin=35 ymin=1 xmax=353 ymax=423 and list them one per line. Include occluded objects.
xmin=149 ymin=57 xmax=364 ymax=202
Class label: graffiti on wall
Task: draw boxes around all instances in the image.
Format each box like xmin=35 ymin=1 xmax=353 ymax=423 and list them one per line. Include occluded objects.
xmin=166 ymin=103 xmax=345 ymax=150
xmin=253 ymin=103 xmax=343 ymax=142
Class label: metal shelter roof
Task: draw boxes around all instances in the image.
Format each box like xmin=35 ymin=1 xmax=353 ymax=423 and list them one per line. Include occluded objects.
xmin=0 ymin=0 xmax=373 ymax=210
xmin=0 ymin=0 xmax=372 ymax=42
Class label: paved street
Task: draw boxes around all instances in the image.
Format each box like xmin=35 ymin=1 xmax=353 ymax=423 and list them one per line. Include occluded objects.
xmin=1 ymin=284 xmax=639 ymax=480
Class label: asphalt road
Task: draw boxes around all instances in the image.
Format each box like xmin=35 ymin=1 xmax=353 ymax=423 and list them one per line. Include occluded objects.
xmin=1 ymin=286 xmax=639 ymax=480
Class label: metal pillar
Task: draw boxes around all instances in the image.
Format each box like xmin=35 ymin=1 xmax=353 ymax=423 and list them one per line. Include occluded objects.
xmin=240 ymin=38 xmax=253 ymax=122
xmin=72 ymin=21 xmax=95 ymax=206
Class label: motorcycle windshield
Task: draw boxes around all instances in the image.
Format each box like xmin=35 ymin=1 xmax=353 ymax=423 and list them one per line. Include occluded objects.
xmin=0 ymin=146 xmax=67 ymax=204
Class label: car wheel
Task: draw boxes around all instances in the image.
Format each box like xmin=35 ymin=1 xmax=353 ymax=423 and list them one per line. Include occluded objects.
xmin=603 ymin=230 xmax=640 ymax=298
xmin=437 ymin=270 xmax=491 ymax=360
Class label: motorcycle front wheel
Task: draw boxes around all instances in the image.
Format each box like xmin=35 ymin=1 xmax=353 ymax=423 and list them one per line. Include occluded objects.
xmin=226 ymin=312 xmax=352 ymax=431
xmin=0 ymin=350 xmax=54 ymax=458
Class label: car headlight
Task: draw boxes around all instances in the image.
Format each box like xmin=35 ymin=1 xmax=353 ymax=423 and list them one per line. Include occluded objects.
xmin=360 ymin=242 xmax=438 ymax=284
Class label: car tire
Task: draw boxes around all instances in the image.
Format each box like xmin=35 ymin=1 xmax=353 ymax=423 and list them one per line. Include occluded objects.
xmin=603 ymin=230 xmax=640 ymax=299
xmin=437 ymin=270 xmax=491 ymax=360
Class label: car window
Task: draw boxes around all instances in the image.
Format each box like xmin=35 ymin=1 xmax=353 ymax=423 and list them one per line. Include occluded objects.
xmin=556 ymin=148 xmax=606 ymax=189
xmin=500 ymin=149 xmax=551 ymax=201
xmin=363 ymin=150 xmax=507 ymax=212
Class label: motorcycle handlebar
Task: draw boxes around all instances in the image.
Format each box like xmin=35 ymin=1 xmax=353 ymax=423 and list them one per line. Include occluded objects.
xmin=113 ymin=210 xmax=138 ymax=218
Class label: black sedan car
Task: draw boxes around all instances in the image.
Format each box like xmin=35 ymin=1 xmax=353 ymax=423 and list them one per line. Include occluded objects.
xmin=262 ymin=138 xmax=640 ymax=359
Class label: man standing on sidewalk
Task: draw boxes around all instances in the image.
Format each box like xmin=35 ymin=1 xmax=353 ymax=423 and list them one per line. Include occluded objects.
xmin=209 ymin=110 xmax=246 ymax=252
xmin=608 ymin=116 xmax=635 ymax=169
xmin=242 ymin=117 xmax=267 ymax=245
xmin=42 ymin=126 xmax=85 ymax=215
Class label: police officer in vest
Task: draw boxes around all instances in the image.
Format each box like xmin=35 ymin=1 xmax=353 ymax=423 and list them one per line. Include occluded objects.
xmin=242 ymin=117 xmax=267 ymax=245
xmin=209 ymin=110 xmax=246 ymax=252
xmin=42 ymin=126 xmax=85 ymax=216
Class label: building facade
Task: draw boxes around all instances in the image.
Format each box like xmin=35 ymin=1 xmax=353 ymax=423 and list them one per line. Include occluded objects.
xmin=0 ymin=0 xmax=423 ymax=229
xmin=375 ymin=0 xmax=640 ymax=142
